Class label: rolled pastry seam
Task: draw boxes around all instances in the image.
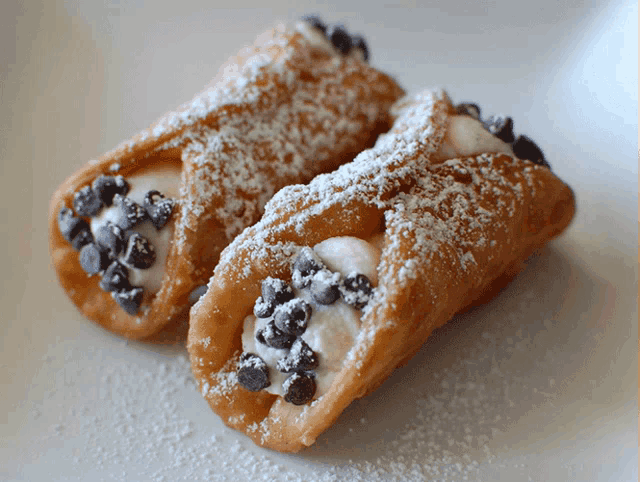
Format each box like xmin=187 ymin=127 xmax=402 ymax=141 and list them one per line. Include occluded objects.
xmin=49 ymin=18 xmax=405 ymax=339
xmin=187 ymin=88 xmax=575 ymax=452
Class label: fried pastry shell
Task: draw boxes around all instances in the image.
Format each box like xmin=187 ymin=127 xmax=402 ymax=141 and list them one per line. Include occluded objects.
xmin=187 ymin=89 xmax=575 ymax=451
xmin=49 ymin=22 xmax=404 ymax=339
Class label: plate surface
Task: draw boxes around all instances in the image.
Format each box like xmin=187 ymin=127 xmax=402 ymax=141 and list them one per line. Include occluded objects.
xmin=1 ymin=1 xmax=637 ymax=480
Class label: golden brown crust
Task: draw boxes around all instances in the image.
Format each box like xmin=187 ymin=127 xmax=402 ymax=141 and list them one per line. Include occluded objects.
xmin=187 ymin=89 xmax=576 ymax=452
xmin=49 ymin=23 xmax=404 ymax=339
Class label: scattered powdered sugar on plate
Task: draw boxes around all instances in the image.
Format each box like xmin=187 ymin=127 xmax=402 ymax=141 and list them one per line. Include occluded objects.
xmin=31 ymin=343 xmax=499 ymax=481
xmin=25 ymin=245 xmax=609 ymax=482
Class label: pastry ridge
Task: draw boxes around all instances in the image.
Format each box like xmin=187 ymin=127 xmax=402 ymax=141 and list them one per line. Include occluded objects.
xmin=187 ymin=88 xmax=576 ymax=452
xmin=49 ymin=22 xmax=404 ymax=339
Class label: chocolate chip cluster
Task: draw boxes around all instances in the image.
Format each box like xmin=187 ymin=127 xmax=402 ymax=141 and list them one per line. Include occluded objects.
xmin=57 ymin=174 xmax=175 ymax=315
xmin=455 ymin=102 xmax=550 ymax=168
xmin=237 ymin=246 xmax=374 ymax=405
xmin=301 ymin=15 xmax=369 ymax=62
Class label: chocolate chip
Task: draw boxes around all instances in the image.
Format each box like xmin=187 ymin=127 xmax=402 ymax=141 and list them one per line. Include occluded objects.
xmin=293 ymin=248 xmax=323 ymax=276
xmin=95 ymin=222 xmax=125 ymax=258
xmin=143 ymin=190 xmax=175 ymax=230
xmin=256 ymin=320 xmax=296 ymax=350
xmin=455 ymin=103 xmax=481 ymax=120
xmin=99 ymin=260 xmax=130 ymax=292
xmin=484 ymin=115 xmax=515 ymax=144
xmin=70 ymin=228 xmax=93 ymax=251
xmin=351 ymin=34 xmax=369 ymax=62
xmin=341 ymin=273 xmax=373 ymax=310
xmin=112 ymin=287 xmax=144 ymax=315
xmin=237 ymin=353 xmax=271 ymax=392
xmin=274 ymin=299 xmax=311 ymax=336
xmin=310 ymin=270 xmax=341 ymax=305
xmin=122 ymin=232 xmax=156 ymax=269
xmin=292 ymin=247 xmax=323 ymax=289
xmin=276 ymin=339 xmax=319 ymax=373
xmin=92 ymin=175 xmax=129 ymax=206
xmin=327 ymin=24 xmax=352 ymax=55
xmin=301 ymin=14 xmax=327 ymax=34
xmin=261 ymin=277 xmax=294 ymax=307
xmin=253 ymin=296 xmax=275 ymax=318
xmin=79 ymin=243 xmax=109 ymax=276
xmin=113 ymin=194 xmax=148 ymax=230
xmin=255 ymin=330 xmax=267 ymax=345
xmin=512 ymin=135 xmax=549 ymax=168
xmin=73 ymin=186 xmax=103 ymax=217
xmin=283 ymin=372 xmax=316 ymax=405
xmin=57 ymin=207 xmax=89 ymax=242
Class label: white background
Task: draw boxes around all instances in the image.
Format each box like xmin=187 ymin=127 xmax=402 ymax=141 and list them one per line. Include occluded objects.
xmin=1 ymin=0 xmax=637 ymax=480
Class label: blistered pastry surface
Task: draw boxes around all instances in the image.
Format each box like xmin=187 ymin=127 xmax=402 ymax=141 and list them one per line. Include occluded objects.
xmin=49 ymin=23 xmax=404 ymax=339
xmin=187 ymin=88 xmax=576 ymax=452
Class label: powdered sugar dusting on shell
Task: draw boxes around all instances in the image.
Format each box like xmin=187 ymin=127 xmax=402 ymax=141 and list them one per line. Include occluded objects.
xmin=187 ymin=86 xmax=574 ymax=453
xmin=214 ymin=89 xmax=451 ymax=277
xmin=80 ymin=20 xmax=403 ymax=266
xmin=209 ymin=86 xmax=544 ymax=401
xmin=155 ymin=23 xmax=403 ymax=252
xmin=201 ymin=356 xmax=240 ymax=399
xmin=55 ymin=21 xmax=402 ymax=339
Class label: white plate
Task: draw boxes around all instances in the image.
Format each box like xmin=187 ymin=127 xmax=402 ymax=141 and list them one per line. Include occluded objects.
xmin=1 ymin=1 xmax=637 ymax=480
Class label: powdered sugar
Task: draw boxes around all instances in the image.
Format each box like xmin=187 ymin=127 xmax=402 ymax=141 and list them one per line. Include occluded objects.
xmin=215 ymin=88 xmax=538 ymax=294
xmin=23 ymin=254 xmax=592 ymax=481
xmin=189 ymin=88 xmax=563 ymax=451
xmin=156 ymin=22 xmax=402 ymax=253
xmin=59 ymin=21 xmax=401 ymax=338
xmin=201 ymin=358 xmax=239 ymax=399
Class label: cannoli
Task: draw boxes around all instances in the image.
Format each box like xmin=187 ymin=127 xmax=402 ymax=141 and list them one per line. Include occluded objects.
xmin=187 ymin=88 xmax=576 ymax=452
xmin=49 ymin=18 xmax=404 ymax=339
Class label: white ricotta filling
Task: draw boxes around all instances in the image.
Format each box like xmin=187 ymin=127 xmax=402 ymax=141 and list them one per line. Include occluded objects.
xmin=241 ymin=236 xmax=381 ymax=399
xmin=90 ymin=165 xmax=181 ymax=295
xmin=436 ymin=115 xmax=514 ymax=161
